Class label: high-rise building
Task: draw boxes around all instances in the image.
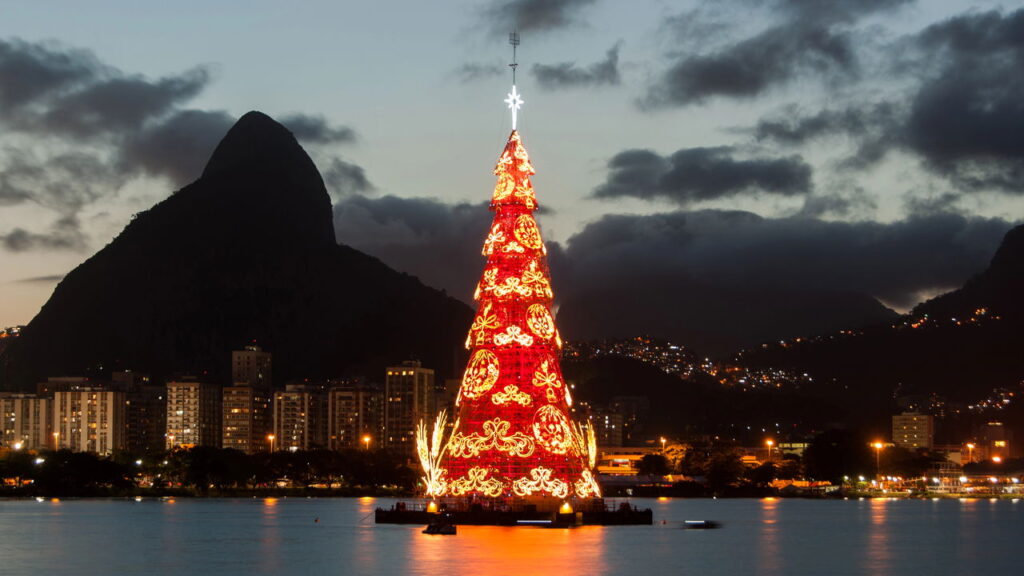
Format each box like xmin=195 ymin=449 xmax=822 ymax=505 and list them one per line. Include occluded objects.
xmin=53 ymin=388 xmax=126 ymax=455
xmin=983 ymin=421 xmax=1011 ymax=460
xmin=328 ymin=383 xmax=383 ymax=451
xmin=111 ymin=370 xmax=151 ymax=391
xmin=384 ymin=361 xmax=435 ymax=455
xmin=126 ymin=384 xmax=167 ymax=454
xmin=0 ymin=393 xmax=53 ymax=450
xmin=222 ymin=384 xmax=272 ymax=454
xmin=273 ymin=384 xmax=328 ymax=451
xmin=892 ymin=412 xmax=935 ymax=450
xmin=36 ymin=376 xmax=90 ymax=396
xmin=232 ymin=344 xmax=272 ymax=388
xmin=591 ymin=408 xmax=625 ymax=448
xmin=166 ymin=379 xmax=221 ymax=449
xmin=610 ymin=395 xmax=650 ymax=445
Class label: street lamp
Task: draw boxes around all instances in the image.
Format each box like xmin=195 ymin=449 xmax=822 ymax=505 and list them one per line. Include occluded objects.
xmin=873 ymin=442 xmax=884 ymax=478
xmin=766 ymin=439 xmax=774 ymax=464
xmin=966 ymin=442 xmax=975 ymax=464
xmin=660 ymin=437 xmax=666 ymax=454
xmin=267 ymin=434 xmax=276 ymax=453
xmin=362 ymin=435 xmax=371 ymax=451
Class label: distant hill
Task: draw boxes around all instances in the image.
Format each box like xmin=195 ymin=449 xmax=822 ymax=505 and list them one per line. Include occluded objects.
xmin=914 ymin=224 xmax=1024 ymax=320
xmin=564 ymin=355 xmax=846 ymax=442
xmin=739 ymin=224 xmax=1024 ymax=427
xmin=0 ymin=112 xmax=473 ymax=388
xmin=557 ymin=276 xmax=898 ymax=356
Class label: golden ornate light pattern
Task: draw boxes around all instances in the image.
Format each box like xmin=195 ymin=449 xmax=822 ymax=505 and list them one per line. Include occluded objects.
xmin=531 ymin=359 xmax=564 ymax=403
xmin=532 ymin=405 xmax=576 ymax=455
xmin=460 ymin=349 xmax=500 ymax=401
xmin=492 ymin=384 xmax=533 ymax=407
xmin=512 ymin=467 xmax=570 ymax=498
xmin=526 ymin=304 xmax=555 ymax=340
xmin=448 ymin=418 xmax=536 ymax=458
xmin=449 ymin=467 xmax=505 ymax=497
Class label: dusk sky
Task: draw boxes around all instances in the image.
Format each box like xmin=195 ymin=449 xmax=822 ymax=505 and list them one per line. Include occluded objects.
xmin=2 ymin=0 xmax=1022 ymax=328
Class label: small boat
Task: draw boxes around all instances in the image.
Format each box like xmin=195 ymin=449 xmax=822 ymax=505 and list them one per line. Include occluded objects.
xmin=423 ymin=515 xmax=457 ymax=535
xmin=423 ymin=522 xmax=457 ymax=535
xmin=683 ymin=520 xmax=721 ymax=529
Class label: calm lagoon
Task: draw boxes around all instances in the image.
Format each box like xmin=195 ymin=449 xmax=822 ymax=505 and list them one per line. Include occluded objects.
xmin=0 ymin=497 xmax=1019 ymax=575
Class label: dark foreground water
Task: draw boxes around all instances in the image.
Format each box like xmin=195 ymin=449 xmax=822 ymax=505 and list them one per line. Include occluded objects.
xmin=0 ymin=496 xmax=1020 ymax=575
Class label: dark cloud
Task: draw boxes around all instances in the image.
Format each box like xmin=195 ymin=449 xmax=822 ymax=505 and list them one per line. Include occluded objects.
xmin=754 ymin=103 xmax=894 ymax=145
xmin=454 ymin=62 xmax=505 ymax=83
xmin=325 ymin=192 xmax=1013 ymax=350
xmin=1 ymin=216 xmax=87 ymax=252
xmin=531 ymin=43 xmax=621 ymax=90
xmin=641 ymin=25 xmax=855 ymax=107
xmin=29 ymin=68 xmax=211 ymax=138
xmin=13 ymin=274 xmax=64 ymax=284
xmin=481 ymin=0 xmax=597 ymax=34
xmin=0 ymin=38 xmax=370 ymax=251
xmin=0 ymin=38 xmax=212 ymax=139
xmin=333 ymin=195 xmax=491 ymax=301
xmin=561 ymin=209 xmax=1013 ymax=311
xmin=902 ymin=8 xmax=1024 ymax=192
xmin=0 ymin=147 xmax=124 ymax=214
xmin=642 ymin=0 xmax=911 ymax=108
xmin=279 ymin=113 xmax=357 ymax=145
xmin=324 ymin=158 xmax=375 ymax=198
xmin=0 ymin=38 xmax=96 ymax=108
xmin=796 ymin=189 xmax=877 ymax=219
xmin=119 ymin=109 xmax=234 ymax=187
xmin=739 ymin=8 xmax=1024 ymax=193
xmin=592 ymin=147 xmax=812 ymax=204
xmin=753 ymin=102 xmax=900 ymax=169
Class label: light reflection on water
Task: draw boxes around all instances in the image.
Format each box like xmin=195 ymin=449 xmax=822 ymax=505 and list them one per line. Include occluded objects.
xmin=0 ymin=497 xmax=1019 ymax=576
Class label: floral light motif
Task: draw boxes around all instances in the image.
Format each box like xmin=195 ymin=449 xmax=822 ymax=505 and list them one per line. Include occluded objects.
xmin=449 ymin=467 xmax=505 ymax=497
xmin=467 ymin=303 xmax=499 ymax=348
xmin=531 ymin=360 xmax=564 ymax=402
xmin=532 ymin=405 xmax=576 ymax=455
xmin=461 ymin=350 xmax=500 ymax=400
xmin=482 ymin=224 xmax=507 ymax=256
xmin=492 ymin=172 xmax=515 ymax=204
xmin=492 ymin=384 xmax=532 ymax=406
xmin=493 ymin=325 xmax=534 ymax=347
xmin=520 ymin=261 xmax=552 ymax=298
xmin=526 ymin=304 xmax=555 ymax=340
xmin=449 ymin=418 xmax=535 ymax=458
xmin=512 ymin=466 xmax=569 ymax=498
xmin=514 ymin=215 xmax=543 ymax=250
xmin=501 ymin=241 xmax=526 ymax=253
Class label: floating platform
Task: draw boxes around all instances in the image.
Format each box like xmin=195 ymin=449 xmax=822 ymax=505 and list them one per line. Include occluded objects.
xmin=375 ymin=499 xmax=653 ymax=527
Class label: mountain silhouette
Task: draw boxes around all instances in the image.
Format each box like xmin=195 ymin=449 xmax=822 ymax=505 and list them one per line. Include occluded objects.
xmin=914 ymin=224 xmax=1024 ymax=320
xmin=740 ymin=223 xmax=1024 ymax=429
xmin=557 ymin=276 xmax=897 ymax=357
xmin=0 ymin=112 xmax=472 ymax=388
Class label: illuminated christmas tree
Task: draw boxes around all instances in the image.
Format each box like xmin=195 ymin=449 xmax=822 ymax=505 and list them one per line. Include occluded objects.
xmin=417 ymin=62 xmax=600 ymax=503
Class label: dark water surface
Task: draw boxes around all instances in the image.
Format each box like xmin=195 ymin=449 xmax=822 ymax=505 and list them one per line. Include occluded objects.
xmin=0 ymin=497 xmax=1019 ymax=575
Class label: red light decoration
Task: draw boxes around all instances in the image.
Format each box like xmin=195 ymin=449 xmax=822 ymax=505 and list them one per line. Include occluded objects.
xmin=426 ymin=130 xmax=599 ymax=499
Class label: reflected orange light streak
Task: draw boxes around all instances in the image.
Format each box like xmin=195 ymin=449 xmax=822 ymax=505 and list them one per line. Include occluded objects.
xmin=408 ymin=526 xmax=607 ymax=575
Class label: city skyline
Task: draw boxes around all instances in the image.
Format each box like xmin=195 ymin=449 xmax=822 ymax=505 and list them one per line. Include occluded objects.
xmin=3 ymin=0 xmax=1023 ymax=329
